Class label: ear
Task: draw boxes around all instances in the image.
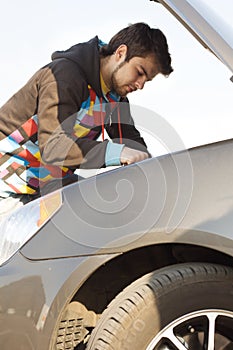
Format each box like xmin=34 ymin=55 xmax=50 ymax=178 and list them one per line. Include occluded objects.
xmin=114 ymin=44 xmax=127 ymax=62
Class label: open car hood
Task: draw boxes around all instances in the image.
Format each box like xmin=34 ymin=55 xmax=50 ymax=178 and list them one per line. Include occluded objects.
xmin=153 ymin=0 xmax=233 ymax=78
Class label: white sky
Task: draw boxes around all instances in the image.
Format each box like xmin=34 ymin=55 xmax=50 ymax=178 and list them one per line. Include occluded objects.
xmin=0 ymin=0 xmax=232 ymax=157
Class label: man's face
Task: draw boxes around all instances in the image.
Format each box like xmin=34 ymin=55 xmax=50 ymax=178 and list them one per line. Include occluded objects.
xmin=111 ymin=54 xmax=159 ymax=97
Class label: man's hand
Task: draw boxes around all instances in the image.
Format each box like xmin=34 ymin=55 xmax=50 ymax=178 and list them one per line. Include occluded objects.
xmin=120 ymin=146 xmax=149 ymax=165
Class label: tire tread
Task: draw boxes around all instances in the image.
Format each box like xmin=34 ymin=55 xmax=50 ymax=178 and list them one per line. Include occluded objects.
xmin=86 ymin=263 xmax=233 ymax=350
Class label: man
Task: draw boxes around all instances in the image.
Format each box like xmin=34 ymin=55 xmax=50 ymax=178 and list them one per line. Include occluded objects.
xmin=0 ymin=22 xmax=173 ymax=218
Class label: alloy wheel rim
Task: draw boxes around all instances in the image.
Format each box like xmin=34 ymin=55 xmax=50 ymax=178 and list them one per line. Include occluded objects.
xmin=146 ymin=309 xmax=233 ymax=350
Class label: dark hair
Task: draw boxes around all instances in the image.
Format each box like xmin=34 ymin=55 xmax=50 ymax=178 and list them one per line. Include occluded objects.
xmin=100 ymin=22 xmax=173 ymax=76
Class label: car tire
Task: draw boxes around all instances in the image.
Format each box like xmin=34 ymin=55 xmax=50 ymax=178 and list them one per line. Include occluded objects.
xmin=86 ymin=263 xmax=233 ymax=350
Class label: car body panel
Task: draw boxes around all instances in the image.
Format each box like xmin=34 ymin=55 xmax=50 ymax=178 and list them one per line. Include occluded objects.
xmin=0 ymin=251 xmax=118 ymax=349
xmin=21 ymin=138 xmax=233 ymax=260
xmin=153 ymin=0 xmax=233 ymax=74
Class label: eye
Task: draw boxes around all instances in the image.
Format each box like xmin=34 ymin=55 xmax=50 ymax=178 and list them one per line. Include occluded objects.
xmin=137 ymin=70 xmax=144 ymax=77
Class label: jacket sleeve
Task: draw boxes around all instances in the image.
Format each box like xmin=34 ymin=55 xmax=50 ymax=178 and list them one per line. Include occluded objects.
xmin=37 ymin=67 xmax=109 ymax=169
xmin=105 ymin=98 xmax=151 ymax=155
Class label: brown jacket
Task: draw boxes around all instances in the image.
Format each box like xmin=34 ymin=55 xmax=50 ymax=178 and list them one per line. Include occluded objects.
xmin=0 ymin=37 xmax=148 ymax=195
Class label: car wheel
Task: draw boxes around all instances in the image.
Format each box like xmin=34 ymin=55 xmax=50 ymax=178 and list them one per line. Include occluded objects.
xmin=86 ymin=263 xmax=233 ymax=350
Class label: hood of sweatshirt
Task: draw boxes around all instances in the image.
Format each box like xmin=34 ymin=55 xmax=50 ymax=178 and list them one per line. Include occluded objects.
xmin=51 ymin=36 xmax=103 ymax=97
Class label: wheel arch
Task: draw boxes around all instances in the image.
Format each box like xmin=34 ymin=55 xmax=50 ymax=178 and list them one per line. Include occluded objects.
xmin=50 ymin=240 xmax=233 ymax=349
xmin=72 ymin=241 xmax=233 ymax=314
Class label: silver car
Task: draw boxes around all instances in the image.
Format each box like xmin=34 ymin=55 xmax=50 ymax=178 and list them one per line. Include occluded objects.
xmin=0 ymin=0 xmax=233 ymax=349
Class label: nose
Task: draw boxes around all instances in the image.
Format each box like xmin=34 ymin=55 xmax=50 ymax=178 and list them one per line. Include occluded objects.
xmin=135 ymin=78 xmax=146 ymax=90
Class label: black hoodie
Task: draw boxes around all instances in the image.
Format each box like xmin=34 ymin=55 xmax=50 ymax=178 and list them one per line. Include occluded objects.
xmin=0 ymin=36 xmax=148 ymax=195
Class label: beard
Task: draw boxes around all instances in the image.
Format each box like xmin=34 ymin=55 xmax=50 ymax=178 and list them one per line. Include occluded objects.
xmin=110 ymin=61 xmax=128 ymax=97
